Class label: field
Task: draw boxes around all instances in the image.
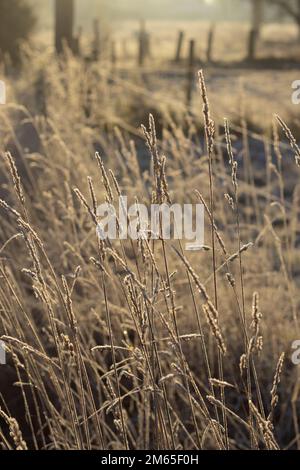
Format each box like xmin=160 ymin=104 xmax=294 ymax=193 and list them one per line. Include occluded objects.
xmin=0 ymin=20 xmax=300 ymax=450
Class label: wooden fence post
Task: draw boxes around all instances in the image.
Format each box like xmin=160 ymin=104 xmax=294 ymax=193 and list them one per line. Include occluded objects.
xmin=73 ymin=26 xmax=82 ymax=57
xmin=186 ymin=39 xmax=195 ymax=106
xmin=247 ymin=28 xmax=258 ymax=60
xmin=55 ymin=0 xmax=75 ymax=54
xmin=111 ymin=40 xmax=117 ymax=65
xmin=138 ymin=20 xmax=151 ymax=66
xmin=175 ymin=31 xmax=184 ymax=63
xmin=206 ymin=24 xmax=215 ymax=63
xmin=92 ymin=19 xmax=101 ymax=61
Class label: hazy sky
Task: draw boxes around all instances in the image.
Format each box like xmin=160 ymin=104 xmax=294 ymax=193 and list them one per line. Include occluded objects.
xmin=32 ymin=0 xmax=251 ymax=29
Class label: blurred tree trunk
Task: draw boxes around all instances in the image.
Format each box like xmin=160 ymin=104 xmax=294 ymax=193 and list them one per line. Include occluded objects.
xmin=55 ymin=0 xmax=74 ymax=54
xmin=248 ymin=0 xmax=264 ymax=60
xmin=252 ymin=0 xmax=264 ymax=37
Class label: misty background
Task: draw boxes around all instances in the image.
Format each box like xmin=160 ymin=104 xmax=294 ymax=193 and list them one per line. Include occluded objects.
xmin=31 ymin=0 xmax=287 ymax=30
